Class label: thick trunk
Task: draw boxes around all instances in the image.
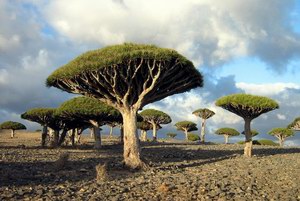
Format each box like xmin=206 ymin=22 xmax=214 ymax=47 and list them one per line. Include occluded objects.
xmin=200 ymin=119 xmax=206 ymax=143
xmin=75 ymin=128 xmax=79 ymax=143
xmin=51 ymin=129 xmax=60 ymax=147
xmin=224 ymin=135 xmax=229 ymax=144
xmin=41 ymin=126 xmax=48 ymax=147
xmin=184 ymin=129 xmax=188 ymax=141
xmin=90 ymin=128 xmax=94 ymax=138
xmin=109 ymin=126 xmax=113 ymax=137
xmin=71 ymin=128 xmax=75 ymax=146
xmin=90 ymin=121 xmax=101 ymax=149
xmin=278 ymin=137 xmax=284 ymax=147
xmin=152 ymin=121 xmax=157 ymax=141
xmin=141 ymin=130 xmax=147 ymax=141
xmin=11 ymin=130 xmax=15 ymax=138
xmin=120 ymin=127 xmax=124 ymax=143
xmin=244 ymin=118 xmax=252 ymax=157
xmin=58 ymin=129 xmax=68 ymax=146
xmin=122 ymin=108 xmax=144 ymax=169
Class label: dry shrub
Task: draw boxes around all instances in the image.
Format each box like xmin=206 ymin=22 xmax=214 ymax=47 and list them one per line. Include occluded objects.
xmin=96 ymin=163 xmax=108 ymax=182
xmin=53 ymin=152 xmax=69 ymax=170
xmin=158 ymin=183 xmax=170 ymax=193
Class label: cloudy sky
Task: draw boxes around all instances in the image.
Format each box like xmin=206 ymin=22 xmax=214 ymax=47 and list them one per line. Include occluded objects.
xmin=1 ymin=0 xmax=300 ymax=145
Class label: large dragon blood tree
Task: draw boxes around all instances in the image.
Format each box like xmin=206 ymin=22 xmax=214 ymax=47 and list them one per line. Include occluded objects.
xmin=55 ymin=96 xmax=122 ymax=149
xmin=139 ymin=109 xmax=171 ymax=141
xmin=216 ymin=94 xmax=279 ymax=157
xmin=46 ymin=43 xmax=203 ymax=169
xmin=192 ymin=108 xmax=215 ymax=143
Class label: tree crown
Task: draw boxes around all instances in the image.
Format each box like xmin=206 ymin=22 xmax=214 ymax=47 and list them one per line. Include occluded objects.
xmin=241 ymin=129 xmax=259 ymax=137
xmin=268 ymin=127 xmax=294 ymax=137
xmin=175 ymin=121 xmax=198 ymax=132
xmin=140 ymin=109 xmax=172 ymax=124
xmin=192 ymin=108 xmax=215 ymax=119
xmin=215 ymin=127 xmax=240 ymax=136
xmin=21 ymin=108 xmax=56 ymax=125
xmin=0 ymin=121 xmax=26 ymax=130
xmin=215 ymin=94 xmax=279 ymax=119
xmin=287 ymin=117 xmax=300 ymax=130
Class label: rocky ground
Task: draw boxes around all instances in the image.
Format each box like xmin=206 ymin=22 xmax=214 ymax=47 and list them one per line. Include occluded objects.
xmin=0 ymin=131 xmax=300 ymax=201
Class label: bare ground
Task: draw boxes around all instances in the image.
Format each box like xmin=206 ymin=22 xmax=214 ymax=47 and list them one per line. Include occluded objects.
xmin=0 ymin=130 xmax=300 ymax=201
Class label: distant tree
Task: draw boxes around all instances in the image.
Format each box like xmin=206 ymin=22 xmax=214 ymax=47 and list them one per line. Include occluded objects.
xmin=216 ymin=94 xmax=279 ymax=157
xmin=107 ymin=122 xmax=119 ymax=137
xmin=0 ymin=121 xmax=26 ymax=138
xmin=55 ymin=96 xmax=122 ymax=149
xmin=288 ymin=117 xmax=300 ymax=131
xmin=137 ymin=121 xmax=161 ymax=141
xmin=175 ymin=121 xmax=198 ymax=141
xmin=46 ymin=43 xmax=203 ymax=169
xmin=192 ymin=108 xmax=215 ymax=143
xmin=167 ymin=133 xmax=177 ymax=139
xmin=241 ymin=130 xmax=259 ymax=137
xmin=268 ymin=128 xmax=294 ymax=147
xmin=187 ymin=132 xmax=200 ymax=141
xmin=215 ymin=127 xmax=240 ymax=144
xmin=140 ymin=109 xmax=171 ymax=141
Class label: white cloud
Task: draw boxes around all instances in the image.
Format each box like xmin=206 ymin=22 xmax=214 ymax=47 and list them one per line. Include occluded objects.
xmin=277 ymin=114 xmax=287 ymax=120
xmin=236 ymin=82 xmax=300 ymax=96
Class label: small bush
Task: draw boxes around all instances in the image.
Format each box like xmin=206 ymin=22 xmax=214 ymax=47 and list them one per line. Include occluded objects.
xmin=96 ymin=163 xmax=108 ymax=182
xmin=188 ymin=133 xmax=200 ymax=141
xmin=237 ymin=139 xmax=278 ymax=146
xmin=166 ymin=133 xmax=177 ymax=138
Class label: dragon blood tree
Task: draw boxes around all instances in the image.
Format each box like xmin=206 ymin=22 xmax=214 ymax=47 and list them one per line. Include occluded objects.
xmin=192 ymin=108 xmax=215 ymax=143
xmin=140 ymin=109 xmax=171 ymax=141
xmin=46 ymin=43 xmax=203 ymax=169
xmin=175 ymin=121 xmax=198 ymax=140
xmin=215 ymin=127 xmax=240 ymax=144
xmin=216 ymin=94 xmax=279 ymax=157
xmin=137 ymin=121 xmax=162 ymax=141
xmin=0 ymin=121 xmax=26 ymax=138
xmin=55 ymin=96 xmax=122 ymax=149
xmin=288 ymin=117 xmax=300 ymax=131
xmin=268 ymin=128 xmax=294 ymax=147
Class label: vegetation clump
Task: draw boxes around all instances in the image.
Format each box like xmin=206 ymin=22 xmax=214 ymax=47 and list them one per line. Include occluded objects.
xmin=175 ymin=121 xmax=198 ymax=141
xmin=216 ymin=93 xmax=279 ymax=157
xmin=215 ymin=127 xmax=240 ymax=144
xmin=187 ymin=133 xmax=200 ymax=141
xmin=0 ymin=121 xmax=26 ymax=138
xmin=268 ymin=128 xmax=294 ymax=147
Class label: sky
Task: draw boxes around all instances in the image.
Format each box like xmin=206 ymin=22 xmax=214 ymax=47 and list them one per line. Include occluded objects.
xmin=1 ymin=0 xmax=300 ymax=146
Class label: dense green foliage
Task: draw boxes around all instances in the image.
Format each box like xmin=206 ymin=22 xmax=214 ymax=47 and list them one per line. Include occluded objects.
xmin=47 ymin=43 xmax=197 ymax=85
xmin=0 ymin=121 xmax=26 ymax=130
xmin=55 ymin=96 xmax=122 ymax=123
xmin=215 ymin=128 xmax=240 ymax=136
xmin=288 ymin=117 xmax=300 ymax=130
xmin=268 ymin=128 xmax=294 ymax=138
xmin=242 ymin=130 xmax=259 ymax=137
xmin=187 ymin=133 xmax=200 ymax=141
xmin=192 ymin=108 xmax=215 ymax=119
xmin=140 ymin=109 xmax=172 ymax=124
xmin=216 ymin=94 xmax=279 ymax=109
xmin=166 ymin=133 xmax=177 ymax=138
xmin=237 ymin=139 xmax=279 ymax=146
xmin=21 ymin=108 xmax=56 ymax=125
xmin=175 ymin=121 xmax=198 ymax=132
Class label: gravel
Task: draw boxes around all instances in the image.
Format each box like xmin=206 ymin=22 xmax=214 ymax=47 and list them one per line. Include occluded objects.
xmin=0 ymin=135 xmax=300 ymax=200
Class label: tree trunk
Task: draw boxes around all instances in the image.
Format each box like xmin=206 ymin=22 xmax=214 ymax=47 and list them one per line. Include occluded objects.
xmin=152 ymin=121 xmax=157 ymax=141
xmin=120 ymin=126 xmax=124 ymax=143
xmin=244 ymin=118 xmax=252 ymax=157
xmin=71 ymin=128 xmax=75 ymax=146
xmin=90 ymin=121 xmax=101 ymax=149
xmin=122 ymin=108 xmax=144 ymax=169
xmin=10 ymin=129 xmax=15 ymax=138
xmin=278 ymin=136 xmax=284 ymax=147
xmin=90 ymin=128 xmax=94 ymax=138
xmin=51 ymin=129 xmax=60 ymax=147
xmin=185 ymin=129 xmax=188 ymax=141
xmin=109 ymin=126 xmax=113 ymax=137
xmin=75 ymin=128 xmax=79 ymax=143
xmin=200 ymin=119 xmax=206 ymax=143
xmin=224 ymin=135 xmax=229 ymax=144
xmin=141 ymin=130 xmax=147 ymax=141
xmin=41 ymin=126 xmax=47 ymax=147
xmin=58 ymin=129 xmax=68 ymax=146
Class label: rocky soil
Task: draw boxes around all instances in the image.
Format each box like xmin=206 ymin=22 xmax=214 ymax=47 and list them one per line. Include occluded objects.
xmin=0 ymin=131 xmax=300 ymax=201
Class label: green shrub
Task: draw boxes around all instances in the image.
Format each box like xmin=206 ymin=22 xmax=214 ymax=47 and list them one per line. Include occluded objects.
xmin=167 ymin=133 xmax=177 ymax=138
xmin=237 ymin=139 xmax=278 ymax=146
xmin=187 ymin=133 xmax=200 ymax=141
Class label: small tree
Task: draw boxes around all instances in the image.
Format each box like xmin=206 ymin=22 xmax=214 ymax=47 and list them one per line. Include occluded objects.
xmin=216 ymin=94 xmax=279 ymax=157
xmin=175 ymin=121 xmax=198 ymax=141
xmin=288 ymin=117 xmax=300 ymax=131
xmin=268 ymin=128 xmax=294 ymax=147
xmin=241 ymin=130 xmax=259 ymax=137
xmin=47 ymin=43 xmax=203 ymax=169
xmin=187 ymin=133 xmax=200 ymax=141
xmin=192 ymin=108 xmax=215 ymax=143
xmin=167 ymin=133 xmax=177 ymax=139
xmin=137 ymin=121 xmax=159 ymax=141
xmin=140 ymin=109 xmax=171 ymax=141
xmin=0 ymin=121 xmax=26 ymax=138
xmin=215 ymin=127 xmax=240 ymax=144
xmin=55 ymin=96 xmax=122 ymax=149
